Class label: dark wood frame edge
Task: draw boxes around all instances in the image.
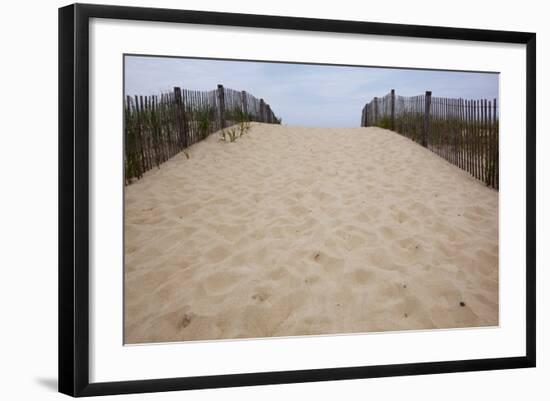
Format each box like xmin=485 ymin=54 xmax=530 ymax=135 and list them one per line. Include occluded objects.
xmin=58 ymin=3 xmax=536 ymax=397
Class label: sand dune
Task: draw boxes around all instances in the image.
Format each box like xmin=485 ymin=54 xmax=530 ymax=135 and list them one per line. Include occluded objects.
xmin=124 ymin=123 xmax=498 ymax=344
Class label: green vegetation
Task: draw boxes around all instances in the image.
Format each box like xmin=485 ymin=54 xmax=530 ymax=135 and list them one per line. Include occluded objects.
xmin=124 ymin=100 xmax=142 ymax=184
xmin=124 ymin=87 xmax=281 ymax=184
xmin=377 ymin=116 xmax=392 ymax=129
xmin=238 ymin=114 xmax=251 ymax=137
xmin=224 ymin=107 xmax=252 ymax=124
xmin=219 ymin=107 xmax=252 ymax=143
xmin=195 ymin=106 xmax=214 ymax=140
xmin=219 ymin=127 xmax=239 ymax=142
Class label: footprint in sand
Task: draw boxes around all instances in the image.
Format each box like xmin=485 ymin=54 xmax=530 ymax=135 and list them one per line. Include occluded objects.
xmin=432 ymin=221 xmax=462 ymax=241
xmin=366 ymin=248 xmax=402 ymax=271
xmin=304 ymin=274 xmax=321 ymax=285
xmin=355 ymin=211 xmax=372 ymax=223
xmin=312 ymin=251 xmax=345 ymax=273
xmin=395 ymin=210 xmax=411 ymax=224
xmin=251 ymin=292 xmax=270 ymax=302
xmin=266 ymin=266 xmax=292 ymax=281
xmin=465 ymin=205 xmax=490 ymax=217
xmin=202 ymin=270 xmax=244 ymax=295
xmin=288 ymin=205 xmax=310 ymax=218
xmin=351 ymin=268 xmax=375 ymax=285
xmin=380 ymin=226 xmax=396 ymax=240
xmin=178 ymin=312 xmax=195 ymax=329
xmin=172 ymin=202 xmax=200 ymax=217
xmin=214 ymin=224 xmax=243 ymax=241
xmin=204 ymin=245 xmax=231 ymax=263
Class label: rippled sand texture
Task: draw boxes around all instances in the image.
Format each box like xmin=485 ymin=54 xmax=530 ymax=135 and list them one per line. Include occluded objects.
xmin=124 ymin=124 xmax=499 ymax=344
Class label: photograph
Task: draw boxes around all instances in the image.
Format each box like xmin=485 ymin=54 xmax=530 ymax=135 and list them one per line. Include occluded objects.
xmin=123 ymin=55 xmax=499 ymax=344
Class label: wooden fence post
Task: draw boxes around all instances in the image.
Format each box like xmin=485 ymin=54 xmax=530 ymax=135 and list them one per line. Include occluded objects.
xmin=374 ymin=97 xmax=379 ymax=125
xmin=266 ymin=105 xmax=272 ymax=123
xmin=217 ymin=84 xmax=225 ymax=129
xmin=241 ymin=90 xmax=248 ymax=117
xmin=173 ymin=87 xmax=187 ymax=148
xmin=422 ymin=91 xmax=432 ymax=148
xmin=390 ymin=89 xmax=396 ymax=130
xmin=494 ymin=97 xmax=498 ymax=190
xmin=260 ymin=99 xmax=265 ymax=122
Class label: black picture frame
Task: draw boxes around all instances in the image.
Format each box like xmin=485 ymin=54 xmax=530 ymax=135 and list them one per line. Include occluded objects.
xmin=59 ymin=3 xmax=536 ymax=397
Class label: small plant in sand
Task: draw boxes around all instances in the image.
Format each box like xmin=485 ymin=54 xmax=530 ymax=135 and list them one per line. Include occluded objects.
xmin=237 ymin=110 xmax=251 ymax=137
xmin=195 ymin=106 xmax=214 ymax=140
xmin=219 ymin=110 xmax=251 ymax=143
xmin=219 ymin=127 xmax=240 ymax=142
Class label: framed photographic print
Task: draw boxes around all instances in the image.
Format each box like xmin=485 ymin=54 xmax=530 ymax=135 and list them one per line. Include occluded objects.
xmin=58 ymin=3 xmax=536 ymax=397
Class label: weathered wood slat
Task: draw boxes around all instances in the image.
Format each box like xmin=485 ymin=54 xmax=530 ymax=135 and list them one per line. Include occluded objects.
xmin=361 ymin=90 xmax=499 ymax=189
xmin=124 ymin=85 xmax=281 ymax=184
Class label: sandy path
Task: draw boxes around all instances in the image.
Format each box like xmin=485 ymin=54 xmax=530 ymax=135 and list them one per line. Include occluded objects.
xmin=124 ymin=123 xmax=498 ymax=344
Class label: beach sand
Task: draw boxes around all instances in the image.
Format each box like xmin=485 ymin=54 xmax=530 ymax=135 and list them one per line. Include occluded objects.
xmin=124 ymin=123 xmax=499 ymax=344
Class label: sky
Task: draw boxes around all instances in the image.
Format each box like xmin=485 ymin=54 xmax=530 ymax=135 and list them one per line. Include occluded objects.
xmin=125 ymin=55 xmax=499 ymax=128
